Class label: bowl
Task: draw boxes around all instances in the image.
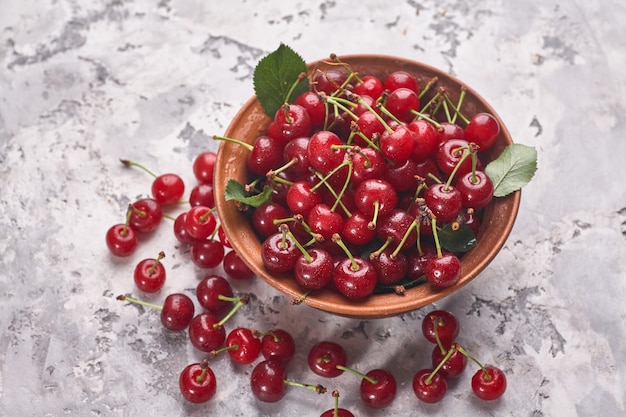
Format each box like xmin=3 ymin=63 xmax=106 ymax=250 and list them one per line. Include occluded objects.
xmin=214 ymin=54 xmax=520 ymax=319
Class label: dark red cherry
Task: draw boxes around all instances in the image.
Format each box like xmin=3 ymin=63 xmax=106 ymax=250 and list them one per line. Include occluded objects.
xmin=295 ymin=91 xmax=326 ymax=127
xmin=308 ymin=341 xmax=348 ymax=378
xmin=250 ymin=359 xmax=288 ymax=403
xmin=161 ymin=293 xmax=195 ymax=331
xmin=261 ymin=329 xmax=296 ymax=364
xmin=333 ymin=257 xmax=378 ymax=300
xmin=464 ymin=112 xmax=500 ymax=151
xmin=179 ymin=361 xmax=217 ymax=403
xmin=412 ymin=368 xmax=447 ymax=403
xmin=273 ymin=103 xmax=312 ymax=144
xmin=423 ymin=183 xmax=463 ymax=223
xmin=456 ymin=170 xmax=494 ymax=209
xmin=421 ymin=310 xmax=460 ymax=345
xmin=425 ymin=253 xmax=461 ymax=288
xmin=354 ymin=75 xmax=384 ymax=100
xmin=384 ymin=70 xmax=418 ymax=93
xmin=360 ymin=369 xmax=397 ymax=409
xmin=471 ymin=366 xmax=507 ymax=400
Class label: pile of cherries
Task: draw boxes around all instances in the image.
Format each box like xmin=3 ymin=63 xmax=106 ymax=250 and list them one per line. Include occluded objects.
xmin=104 ymin=60 xmax=507 ymax=411
xmin=233 ymin=61 xmax=501 ymax=299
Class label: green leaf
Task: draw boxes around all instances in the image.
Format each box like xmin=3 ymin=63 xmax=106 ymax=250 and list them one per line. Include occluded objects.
xmin=253 ymin=43 xmax=309 ymax=117
xmin=225 ymin=179 xmax=273 ymax=208
xmin=438 ymin=223 xmax=477 ymax=253
xmin=485 ymin=144 xmax=538 ymax=197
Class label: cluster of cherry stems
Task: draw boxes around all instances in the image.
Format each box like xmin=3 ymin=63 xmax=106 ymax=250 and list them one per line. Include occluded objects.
xmin=104 ymin=150 xmax=505 ymax=413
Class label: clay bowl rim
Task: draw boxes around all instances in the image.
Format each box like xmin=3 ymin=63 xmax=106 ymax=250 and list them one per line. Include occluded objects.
xmin=214 ymin=54 xmax=521 ymax=319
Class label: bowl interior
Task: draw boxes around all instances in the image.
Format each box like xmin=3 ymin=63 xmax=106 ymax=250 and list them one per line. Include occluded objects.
xmin=214 ymin=55 xmax=520 ymax=318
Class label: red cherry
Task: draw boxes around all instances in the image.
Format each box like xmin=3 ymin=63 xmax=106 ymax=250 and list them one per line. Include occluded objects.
xmin=293 ymin=247 xmax=334 ymax=290
xmin=173 ymin=212 xmax=198 ymax=245
xmin=379 ymin=125 xmax=415 ymax=165
xmin=192 ymin=151 xmax=217 ymax=184
xmin=286 ymin=180 xmax=322 ymax=217
xmin=184 ymin=205 xmax=217 ymax=240
xmin=188 ymin=312 xmax=226 ymax=352
xmin=359 ymin=369 xmax=397 ymax=409
xmin=354 ymin=75 xmax=384 ymax=100
xmin=423 ymin=183 xmax=463 ymax=223
xmin=421 ymin=310 xmax=460 ymax=345
xmin=464 ymin=112 xmax=500 ymax=151
xmin=295 ymin=91 xmax=326 ymax=127
xmin=308 ymin=341 xmax=348 ymax=378
xmin=456 ymin=170 xmax=494 ymax=209
xmin=307 ymin=130 xmax=345 ymax=174
xmin=196 ymin=274 xmax=234 ymax=315
xmin=250 ymin=359 xmax=288 ymax=403
xmin=252 ymin=201 xmax=290 ymax=238
xmin=222 ymin=250 xmax=255 ymax=280
xmin=407 ymin=118 xmax=439 ymax=161
xmin=333 ymin=257 xmax=378 ymax=300
xmin=307 ymin=203 xmax=344 ymax=240
xmin=273 ymin=104 xmax=312 ymax=144
xmin=179 ymin=361 xmax=217 ymax=403
xmin=129 ymin=198 xmax=162 ymax=233
xmin=133 ymin=251 xmax=166 ymax=293
xmin=151 ymin=173 xmax=185 ymax=205
xmin=384 ymin=70 xmax=418 ymax=93
xmin=425 ymin=253 xmax=461 ymax=288
xmin=190 ymin=239 xmax=225 ymax=269
xmin=224 ymin=327 xmax=262 ymax=365
xmin=247 ymin=135 xmax=285 ymax=176
xmin=353 ymin=179 xmax=398 ymax=219
xmin=161 ymin=293 xmax=195 ymax=331
xmin=261 ymin=231 xmax=300 ymax=273
xmin=412 ymin=368 xmax=447 ymax=403
xmin=261 ymin=329 xmax=296 ymax=364
xmin=384 ymin=87 xmax=419 ymax=123
xmin=313 ymin=68 xmax=349 ymax=95
xmin=105 ymin=223 xmax=137 ymax=257
xmin=189 ymin=183 xmax=215 ymax=208
xmin=471 ymin=366 xmax=507 ymax=400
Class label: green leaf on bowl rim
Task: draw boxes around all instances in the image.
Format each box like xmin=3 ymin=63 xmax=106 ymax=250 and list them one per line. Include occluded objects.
xmin=253 ymin=43 xmax=310 ymax=117
xmin=485 ymin=143 xmax=538 ymax=197
xmin=225 ymin=179 xmax=273 ymax=208
xmin=438 ymin=223 xmax=477 ymax=253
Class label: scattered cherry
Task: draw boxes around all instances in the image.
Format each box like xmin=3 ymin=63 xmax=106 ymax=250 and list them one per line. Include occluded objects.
xmin=133 ymin=251 xmax=166 ymax=293
xmin=179 ymin=360 xmax=217 ymax=403
xmin=471 ymin=365 xmax=507 ymax=400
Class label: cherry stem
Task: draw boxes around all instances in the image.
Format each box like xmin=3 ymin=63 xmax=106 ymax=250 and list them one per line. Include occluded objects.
xmin=283 ymin=379 xmax=327 ymax=395
xmin=433 ymin=317 xmax=447 ymax=354
xmin=450 ymin=87 xmax=467 ymax=125
xmin=214 ymin=294 xmax=250 ymax=328
xmin=280 ymin=224 xmax=313 ymax=263
xmin=121 ymin=204 xmax=134 ymax=237
xmin=409 ymin=109 xmax=442 ymax=129
xmin=335 ymin=365 xmax=377 ymax=385
xmin=312 ymin=171 xmax=352 ymax=217
xmin=425 ymin=344 xmax=457 ymax=384
xmin=444 ymin=92 xmax=470 ymax=125
xmin=391 ymin=220 xmax=419 ymax=259
xmin=332 ymin=233 xmax=359 ymax=271
xmin=212 ymin=135 xmax=254 ymax=152
xmin=290 ymin=292 xmax=309 ymax=305
xmin=331 ymin=390 xmax=341 ymax=417
xmin=196 ymin=359 xmax=210 ymax=383
xmin=199 ymin=207 xmax=216 ymax=223
xmin=120 ymin=159 xmax=157 ymax=178
xmin=284 ymin=72 xmax=308 ymax=104
xmin=267 ymin=157 xmax=299 ymax=179
xmin=147 ymin=251 xmax=166 ymax=275
xmin=456 ymin=344 xmax=491 ymax=379
xmin=419 ymin=76 xmax=439 ymax=100
xmin=116 ymin=294 xmax=162 ymax=311
xmin=369 ymin=236 xmax=392 ymax=260
xmin=352 ymin=93 xmax=393 ymax=134
xmin=325 ymin=96 xmax=359 ymax=122
xmin=444 ymin=146 xmax=472 ymax=191
xmin=431 ymin=217 xmax=443 ymax=259
xmin=210 ymin=344 xmax=238 ymax=358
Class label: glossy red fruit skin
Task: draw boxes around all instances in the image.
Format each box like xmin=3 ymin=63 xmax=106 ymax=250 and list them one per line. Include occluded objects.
xmin=274 ymin=104 xmax=312 ymax=144
xmin=190 ymin=239 xmax=225 ymax=269
xmin=193 ymin=151 xmax=217 ymax=185
xmin=189 ymin=183 xmax=215 ymax=208
xmin=384 ymin=70 xmax=418 ymax=93
xmin=133 ymin=258 xmax=166 ymax=293
xmin=185 ymin=205 xmax=217 ymax=240
xmin=384 ymin=87 xmax=420 ymax=123
xmin=308 ymin=341 xmax=348 ymax=378
xmin=129 ymin=198 xmax=163 ymax=233
xmin=307 ymin=130 xmax=345 ymax=174
xmin=464 ymin=112 xmax=500 ymax=151
xmin=471 ymin=366 xmax=507 ymax=400
xmin=106 ymin=223 xmax=137 ymax=256
xmin=286 ymin=180 xmax=322 ymax=217
xmin=161 ymin=293 xmax=195 ymax=331
xmin=188 ymin=313 xmax=226 ymax=352
xmin=360 ymin=369 xmax=397 ymax=409
xmin=354 ymin=179 xmax=398 ymax=218
xmin=247 ymin=135 xmax=285 ymax=176
xmin=226 ymin=327 xmax=262 ymax=365
xmin=152 ymin=173 xmax=185 ymax=205
xmin=173 ymin=212 xmax=198 ymax=245
xmin=456 ymin=170 xmax=494 ymax=209
xmin=412 ymin=369 xmax=447 ymax=403
xmin=313 ymin=68 xmax=349 ymax=95
xmin=250 ymin=359 xmax=288 ymax=403
xmin=371 ymin=249 xmax=408 ymax=285
xmin=436 ymin=138 xmax=475 ymax=177
xmin=222 ymin=250 xmax=255 ymax=280
xmin=341 ymin=211 xmax=377 ymax=246
xmin=423 ymin=183 xmax=463 ymax=224
xmin=294 ymin=248 xmax=334 ymax=290
xmin=283 ymin=136 xmax=312 ymax=177
xmin=196 ymin=275 xmax=233 ymax=315
xmin=261 ymin=232 xmax=300 ymax=273
xmin=407 ymin=119 xmax=439 ymax=161
xmin=354 ymin=74 xmax=384 ymax=100
xmin=379 ymin=125 xmax=415 ymax=165
xmin=261 ymin=329 xmax=296 ymax=363
xmin=351 ymin=146 xmax=386 ymax=184
xmin=295 ymin=91 xmax=326 ymax=127
xmin=431 ymin=344 xmax=467 ymax=379
xmin=179 ymin=362 xmax=217 ymax=403
xmin=251 ymin=202 xmax=290 ymax=238
xmin=422 ymin=310 xmax=460 ymax=345
xmin=307 ymin=204 xmax=344 ymax=240
xmin=333 ymin=257 xmax=378 ymax=300
xmin=425 ymin=253 xmax=461 ymax=288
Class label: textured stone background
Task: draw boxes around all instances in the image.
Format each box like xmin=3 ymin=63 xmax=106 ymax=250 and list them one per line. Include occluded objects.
xmin=1 ymin=1 xmax=625 ymax=416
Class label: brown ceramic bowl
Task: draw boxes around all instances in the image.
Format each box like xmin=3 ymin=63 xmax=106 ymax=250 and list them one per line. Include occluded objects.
xmin=214 ymin=54 xmax=520 ymax=319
